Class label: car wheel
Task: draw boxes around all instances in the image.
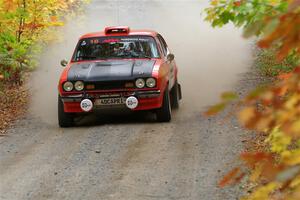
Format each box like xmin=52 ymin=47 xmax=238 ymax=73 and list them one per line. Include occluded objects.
xmin=156 ymin=89 xmax=171 ymax=122
xmin=171 ymin=80 xmax=180 ymax=109
xmin=58 ymin=96 xmax=74 ymax=127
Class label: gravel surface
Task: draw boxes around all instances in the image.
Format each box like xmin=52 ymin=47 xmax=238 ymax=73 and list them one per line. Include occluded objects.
xmin=0 ymin=0 xmax=255 ymax=199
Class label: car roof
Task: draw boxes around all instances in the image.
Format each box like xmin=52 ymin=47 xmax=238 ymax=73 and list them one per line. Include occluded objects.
xmin=79 ymin=26 xmax=158 ymax=39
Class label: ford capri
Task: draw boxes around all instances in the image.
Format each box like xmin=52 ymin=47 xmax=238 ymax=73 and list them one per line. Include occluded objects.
xmin=58 ymin=26 xmax=182 ymax=127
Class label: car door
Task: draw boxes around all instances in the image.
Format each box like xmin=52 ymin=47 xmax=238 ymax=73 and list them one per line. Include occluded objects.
xmin=157 ymin=34 xmax=175 ymax=91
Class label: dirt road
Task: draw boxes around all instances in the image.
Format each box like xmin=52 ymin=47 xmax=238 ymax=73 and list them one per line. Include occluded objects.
xmin=0 ymin=0 xmax=253 ymax=199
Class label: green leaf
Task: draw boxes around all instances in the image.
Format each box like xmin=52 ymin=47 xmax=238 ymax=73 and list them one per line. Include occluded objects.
xmin=205 ymin=103 xmax=227 ymax=116
xmin=221 ymin=91 xmax=239 ymax=102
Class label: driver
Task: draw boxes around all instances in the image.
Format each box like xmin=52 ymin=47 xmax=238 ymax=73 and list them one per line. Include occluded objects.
xmin=113 ymin=43 xmax=122 ymax=55
xmin=125 ymin=43 xmax=139 ymax=57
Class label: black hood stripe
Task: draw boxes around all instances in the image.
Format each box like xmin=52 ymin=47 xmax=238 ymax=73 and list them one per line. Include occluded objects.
xmin=67 ymin=60 xmax=156 ymax=82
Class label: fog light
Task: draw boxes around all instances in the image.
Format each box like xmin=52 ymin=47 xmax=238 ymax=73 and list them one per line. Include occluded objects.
xmin=125 ymin=96 xmax=138 ymax=109
xmin=80 ymin=99 xmax=93 ymax=112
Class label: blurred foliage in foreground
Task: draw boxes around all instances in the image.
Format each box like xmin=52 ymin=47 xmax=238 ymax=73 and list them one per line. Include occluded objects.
xmin=256 ymin=48 xmax=299 ymax=77
xmin=206 ymin=0 xmax=300 ymax=199
xmin=0 ymin=0 xmax=85 ymax=85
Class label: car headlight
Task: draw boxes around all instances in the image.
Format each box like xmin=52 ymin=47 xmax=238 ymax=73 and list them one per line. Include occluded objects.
xmin=135 ymin=78 xmax=145 ymax=88
xmin=74 ymin=81 xmax=84 ymax=91
xmin=63 ymin=81 xmax=73 ymax=92
xmin=146 ymin=78 xmax=156 ymax=88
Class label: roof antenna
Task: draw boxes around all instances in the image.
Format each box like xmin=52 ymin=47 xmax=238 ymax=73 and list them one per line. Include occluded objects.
xmin=116 ymin=0 xmax=120 ymax=25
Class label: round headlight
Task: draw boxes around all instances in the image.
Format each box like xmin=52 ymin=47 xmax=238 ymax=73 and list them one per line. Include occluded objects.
xmin=146 ymin=78 xmax=156 ymax=88
xmin=74 ymin=81 xmax=84 ymax=91
xmin=63 ymin=81 xmax=73 ymax=92
xmin=135 ymin=78 xmax=145 ymax=88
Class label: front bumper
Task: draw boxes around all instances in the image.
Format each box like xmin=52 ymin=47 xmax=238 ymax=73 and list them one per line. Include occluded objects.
xmin=61 ymin=90 xmax=162 ymax=113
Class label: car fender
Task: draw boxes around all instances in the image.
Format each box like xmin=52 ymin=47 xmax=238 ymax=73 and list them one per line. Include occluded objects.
xmin=58 ymin=63 xmax=72 ymax=95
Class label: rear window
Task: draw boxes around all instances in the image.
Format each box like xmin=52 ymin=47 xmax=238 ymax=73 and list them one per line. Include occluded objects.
xmin=72 ymin=36 xmax=160 ymax=61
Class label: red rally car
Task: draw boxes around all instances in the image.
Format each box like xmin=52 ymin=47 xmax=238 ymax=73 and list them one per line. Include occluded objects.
xmin=58 ymin=26 xmax=182 ymax=127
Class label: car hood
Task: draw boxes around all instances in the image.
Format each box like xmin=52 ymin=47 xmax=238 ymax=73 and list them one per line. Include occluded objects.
xmin=67 ymin=60 xmax=156 ymax=82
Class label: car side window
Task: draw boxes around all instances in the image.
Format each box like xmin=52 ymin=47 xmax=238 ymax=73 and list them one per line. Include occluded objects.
xmin=155 ymin=37 xmax=164 ymax=57
xmin=157 ymin=34 xmax=168 ymax=57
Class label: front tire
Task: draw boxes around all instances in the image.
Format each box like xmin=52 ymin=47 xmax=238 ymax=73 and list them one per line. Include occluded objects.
xmin=156 ymin=89 xmax=172 ymax=122
xmin=170 ymin=80 xmax=180 ymax=109
xmin=58 ymin=96 xmax=74 ymax=127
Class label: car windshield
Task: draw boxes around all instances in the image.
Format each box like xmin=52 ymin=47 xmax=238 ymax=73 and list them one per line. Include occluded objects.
xmin=72 ymin=36 xmax=160 ymax=61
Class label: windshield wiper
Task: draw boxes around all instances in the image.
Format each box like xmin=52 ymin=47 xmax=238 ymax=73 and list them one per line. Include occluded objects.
xmin=140 ymin=55 xmax=152 ymax=59
xmin=78 ymin=55 xmax=97 ymax=60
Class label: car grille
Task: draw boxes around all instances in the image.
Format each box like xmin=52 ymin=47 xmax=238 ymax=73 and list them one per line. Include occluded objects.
xmin=85 ymin=81 xmax=134 ymax=90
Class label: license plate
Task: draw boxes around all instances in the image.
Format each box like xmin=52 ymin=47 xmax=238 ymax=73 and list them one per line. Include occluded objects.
xmin=95 ymin=98 xmax=125 ymax=106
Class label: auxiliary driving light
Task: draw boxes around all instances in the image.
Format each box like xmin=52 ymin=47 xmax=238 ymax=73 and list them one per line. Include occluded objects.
xmin=126 ymin=96 xmax=138 ymax=109
xmin=80 ymin=99 xmax=93 ymax=112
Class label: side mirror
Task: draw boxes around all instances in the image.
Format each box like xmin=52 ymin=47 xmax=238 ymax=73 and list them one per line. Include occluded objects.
xmin=167 ymin=54 xmax=175 ymax=62
xmin=60 ymin=59 xmax=68 ymax=67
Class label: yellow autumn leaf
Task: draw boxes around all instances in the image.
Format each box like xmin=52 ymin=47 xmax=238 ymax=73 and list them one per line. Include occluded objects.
xmin=260 ymin=91 xmax=273 ymax=105
xmin=276 ymin=110 xmax=295 ymax=125
xmin=238 ymin=107 xmax=256 ymax=126
xmin=290 ymin=175 xmax=300 ymax=188
xmin=255 ymin=116 xmax=273 ymax=132
xmin=290 ymin=120 xmax=300 ymax=136
xmin=281 ymin=150 xmax=292 ymax=159
xmin=282 ymin=149 xmax=300 ymax=166
xmin=286 ymin=186 xmax=300 ymax=200
xmin=50 ymin=21 xmax=64 ymax=26
xmin=269 ymin=0 xmax=281 ymax=6
xmin=241 ymin=182 xmax=281 ymax=200
xmin=285 ymin=94 xmax=300 ymax=110
xmin=211 ymin=0 xmax=219 ymax=6
xmin=250 ymin=164 xmax=263 ymax=182
xmin=266 ymin=127 xmax=291 ymax=154
xmin=50 ymin=16 xmax=58 ymax=22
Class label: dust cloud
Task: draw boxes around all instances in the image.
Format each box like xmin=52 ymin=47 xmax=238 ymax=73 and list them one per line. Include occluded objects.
xmin=29 ymin=0 xmax=253 ymax=125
